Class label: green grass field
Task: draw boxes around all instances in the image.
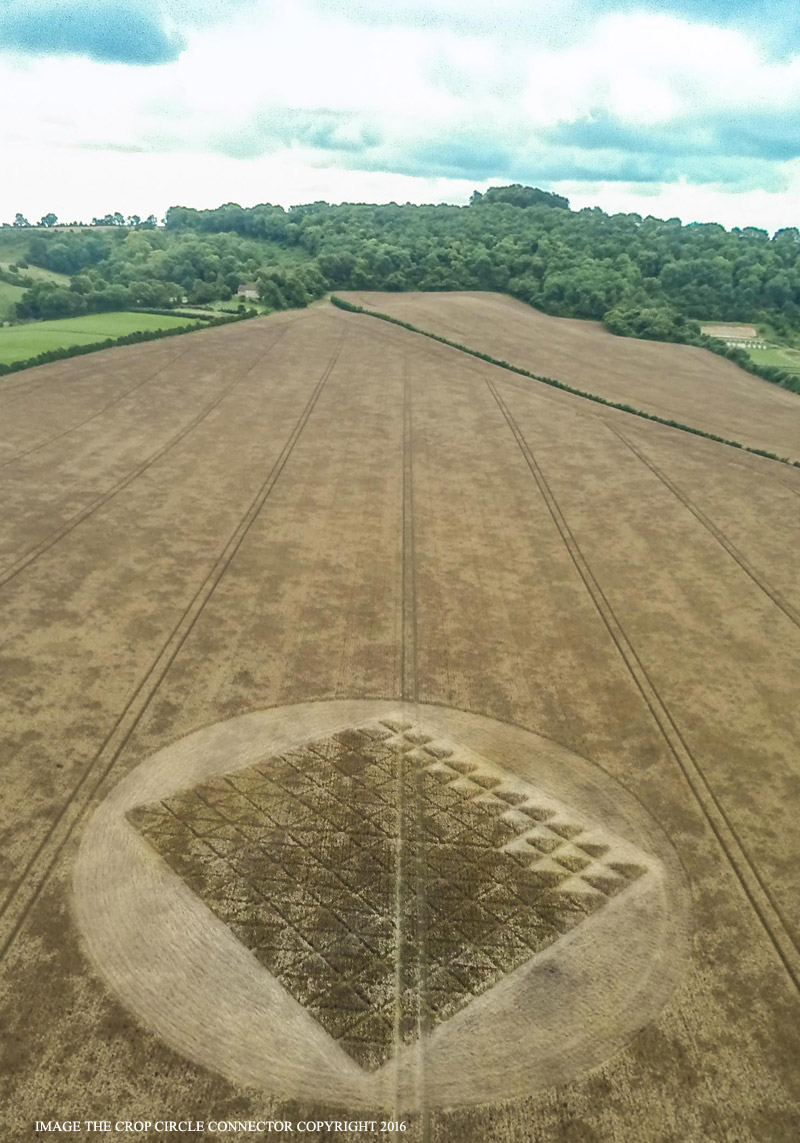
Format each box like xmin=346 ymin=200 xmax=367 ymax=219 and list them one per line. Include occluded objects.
xmin=0 ymin=311 xmax=197 ymax=366
xmin=0 ymin=231 xmax=71 ymax=285
xmin=0 ymin=280 xmax=26 ymax=320
xmin=0 ymin=261 xmax=70 ymax=286
xmin=746 ymin=344 xmax=800 ymax=375
xmin=0 ymin=231 xmax=38 ymax=263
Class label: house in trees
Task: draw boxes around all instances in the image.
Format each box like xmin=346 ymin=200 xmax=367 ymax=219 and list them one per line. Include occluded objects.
xmin=237 ymin=282 xmax=259 ymax=299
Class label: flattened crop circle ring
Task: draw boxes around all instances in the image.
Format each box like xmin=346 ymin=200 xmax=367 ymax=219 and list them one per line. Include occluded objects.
xmin=74 ymin=700 xmax=690 ymax=1109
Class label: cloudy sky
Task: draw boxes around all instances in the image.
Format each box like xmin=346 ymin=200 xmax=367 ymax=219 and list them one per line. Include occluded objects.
xmin=2 ymin=0 xmax=799 ymax=231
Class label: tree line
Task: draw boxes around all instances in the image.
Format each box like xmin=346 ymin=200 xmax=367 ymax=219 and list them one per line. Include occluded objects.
xmin=161 ymin=191 xmax=800 ymax=333
xmin=6 ymin=187 xmax=799 ymax=390
xmin=9 ymin=212 xmax=159 ymax=229
xmin=12 ymin=229 xmax=327 ymax=319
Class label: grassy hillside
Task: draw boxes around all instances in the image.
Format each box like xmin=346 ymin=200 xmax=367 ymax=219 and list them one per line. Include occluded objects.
xmin=748 ymin=344 xmax=800 ymax=376
xmin=0 ymin=280 xmax=25 ymax=320
xmin=0 ymin=261 xmax=70 ymax=286
xmin=0 ymin=230 xmax=71 ymax=285
xmin=0 ymin=229 xmax=41 ymax=263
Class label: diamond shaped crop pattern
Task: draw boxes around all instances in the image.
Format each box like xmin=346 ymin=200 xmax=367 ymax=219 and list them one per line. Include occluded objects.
xmin=127 ymin=719 xmax=648 ymax=1071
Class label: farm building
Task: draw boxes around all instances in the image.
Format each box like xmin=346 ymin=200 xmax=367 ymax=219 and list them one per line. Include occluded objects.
xmin=237 ymin=281 xmax=259 ymax=299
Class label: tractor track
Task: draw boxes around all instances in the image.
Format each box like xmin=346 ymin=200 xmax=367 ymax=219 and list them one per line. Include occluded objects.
xmin=0 ymin=344 xmax=176 ymax=413
xmin=485 ymin=373 xmax=800 ymax=992
xmin=0 ymin=330 xmax=288 ymax=589
xmin=0 ymin=344 xmax=196 ymax=472
xmin=605 ymin=421 xmax=800 ymax=631
xmin=0 ymin=326 xmax=344 ymax=960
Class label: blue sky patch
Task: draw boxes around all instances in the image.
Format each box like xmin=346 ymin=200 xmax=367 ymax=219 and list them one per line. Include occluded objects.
xmin=0 ymin=0 xmax=185 ymax=65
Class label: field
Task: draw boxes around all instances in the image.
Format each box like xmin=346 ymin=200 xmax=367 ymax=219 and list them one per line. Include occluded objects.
xmin=342 ymin=291 xmax=800 ymax=459
xmin=0 ymin=311 xmax=199 ymax=365
xmin=747 ymin=343 xmax=800 ymax=375
xmin=700 ymin=322 xmax=758 ymax=339
xmin=695 ymin=320 xmax=800 ymax=377
xmin=0 ymin=231 xmax=72 ymax=285
xmin=0 ymin=280 xmax=25 ymax=321
xmin=0 ymin=302 xmax=798 ymax=1141
xmin=0 ymin=260 xmax=69 ymax=286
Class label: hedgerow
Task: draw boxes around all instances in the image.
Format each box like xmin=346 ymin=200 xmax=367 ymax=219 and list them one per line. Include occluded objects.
xmin=331 ymin=296 xmax=800 ymax=469
xmin=128 ymin=307 xmax=220 ymax=320
xmin=698 ymin=334 xmax=800 ymax=394
xmin=0 ymin=309 xmax=256 ymax=377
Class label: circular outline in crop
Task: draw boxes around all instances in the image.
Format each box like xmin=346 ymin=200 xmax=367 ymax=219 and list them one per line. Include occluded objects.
xmin=74 ymin=700 xmax=691 ymax=1109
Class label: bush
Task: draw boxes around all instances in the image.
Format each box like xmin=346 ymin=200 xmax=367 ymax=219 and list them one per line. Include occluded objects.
xmin=603 ymin=305 xmax=701 ymax=343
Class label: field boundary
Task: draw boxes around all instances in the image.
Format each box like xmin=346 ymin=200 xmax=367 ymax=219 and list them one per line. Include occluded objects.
xmin=0 ymin=309 xmax=256 ymax=377
xmin=331 ymin=296 xmax=800 ymax=469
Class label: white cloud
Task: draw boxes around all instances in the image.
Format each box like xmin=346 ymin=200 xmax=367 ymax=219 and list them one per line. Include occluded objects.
xmin=517 ymin=12 xmax=800 ymax=126
xmin=2 ymin=143 xmax=483 ymax=223
xmin=558 ymin=162 xmax=800 ymax=232
xmin=2 ymin=2 xmax=800 ymax=230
